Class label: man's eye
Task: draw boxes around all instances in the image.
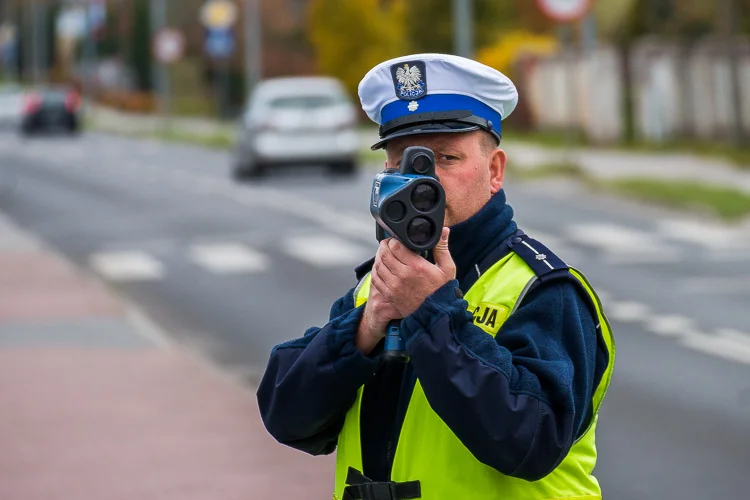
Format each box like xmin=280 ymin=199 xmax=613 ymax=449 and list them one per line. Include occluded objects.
xmin=440 ymin=155 xmax=460 ymax=162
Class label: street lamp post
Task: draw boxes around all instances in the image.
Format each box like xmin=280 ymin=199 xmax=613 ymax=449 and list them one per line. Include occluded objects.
xmin=452 ymin=0 xmax=473 ymax=58
xmin=244 ymin=0 xmax=262 ymax=95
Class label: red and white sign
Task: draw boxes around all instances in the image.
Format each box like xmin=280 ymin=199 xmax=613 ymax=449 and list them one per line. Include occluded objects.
xmin=152 ymin=28 xmax=185 ymax=65
xmin=536 ymin=0 xmax=593 ymax=23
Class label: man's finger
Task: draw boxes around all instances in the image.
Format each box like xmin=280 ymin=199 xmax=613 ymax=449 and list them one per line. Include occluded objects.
xmin=380 ymin=242 xmax=409 ymax=276
xmin=387 ymin=238 xmax=421 ymax=266
xmin=432 ymin=227 xmax=455 ymax=276
xmin=373 ymin=258 xmax=399 ymax=293
xmin=370 ymin=267 xmax=394 ymax=300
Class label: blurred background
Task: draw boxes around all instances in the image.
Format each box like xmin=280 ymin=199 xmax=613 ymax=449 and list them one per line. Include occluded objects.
xmin=1 ymin=1 xmax=749 ymax=499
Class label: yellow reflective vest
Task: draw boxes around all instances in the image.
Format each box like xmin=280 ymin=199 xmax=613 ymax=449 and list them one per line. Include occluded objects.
xmin=333 ymin=248 xmax=615 ymax=500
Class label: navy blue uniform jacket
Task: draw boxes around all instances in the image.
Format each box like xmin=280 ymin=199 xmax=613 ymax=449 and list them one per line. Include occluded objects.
xmin=257 ymin=191 xmax=608 ymax=482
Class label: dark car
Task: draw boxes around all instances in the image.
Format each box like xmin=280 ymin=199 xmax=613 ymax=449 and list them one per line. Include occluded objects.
xmin=21 ymin=87 xmax=82 ymax=135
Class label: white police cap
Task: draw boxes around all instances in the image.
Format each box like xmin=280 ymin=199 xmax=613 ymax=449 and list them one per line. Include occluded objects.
xmin=358 ymin=53 xmax=518 ymax=150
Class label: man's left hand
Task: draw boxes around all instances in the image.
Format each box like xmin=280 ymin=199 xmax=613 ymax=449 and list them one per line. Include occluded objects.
xmin=370 ymin=227 xmax=456 ymax=319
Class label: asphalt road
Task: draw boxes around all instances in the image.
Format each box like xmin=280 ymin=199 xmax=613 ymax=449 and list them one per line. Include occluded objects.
xmin=2 ymin=131 xmax=749 ymax=499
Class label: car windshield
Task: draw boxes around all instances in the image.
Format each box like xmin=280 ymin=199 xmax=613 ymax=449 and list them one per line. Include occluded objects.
xmin=41 ymin=91 xmax=68 ymax=104
xmin=268 ymin=94 xmax=345 ymax=110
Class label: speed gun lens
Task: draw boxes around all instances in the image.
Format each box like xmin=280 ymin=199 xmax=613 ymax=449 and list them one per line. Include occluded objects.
xmin=411 ymin=183 xmax=439 ymax=212
xmin=406 ymin=217 xmax=435 ymax=246
xmin=411 ymin=154 xmax=431 ymax=174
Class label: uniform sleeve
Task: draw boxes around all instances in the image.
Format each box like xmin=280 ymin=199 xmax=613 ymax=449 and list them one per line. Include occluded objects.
xmin=256 ymin=287 xmax=381 ymax=456
xmin=399 ymin=278 xmax=600 ymax=481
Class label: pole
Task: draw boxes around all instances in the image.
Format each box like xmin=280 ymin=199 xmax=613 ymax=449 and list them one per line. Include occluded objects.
xmin=452 ymin=0 xmax=473 ymax=58
xmin=149 ymin=0 xmax=168 ymax=129
xmin=244 ymin=0 xmax=262 ymax=96
xmin=38 ymin=0 xmax=47 ymax=83
xmin=30 ymin=0 xmax=39 ymax=83
xmin=1 ymin=0 xmax=17 ymax=82
xmin=82 ymin=0 xmax=99 ymax=114
xmin=718 ymin=0 xmax=745 ymax=146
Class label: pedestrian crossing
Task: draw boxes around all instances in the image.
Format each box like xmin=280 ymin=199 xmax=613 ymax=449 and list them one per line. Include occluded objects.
xmin=86 ymin=218 xmax=750 ymax=283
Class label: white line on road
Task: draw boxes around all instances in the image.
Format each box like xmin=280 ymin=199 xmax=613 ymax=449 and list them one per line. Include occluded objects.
xmin=606 ymin=301 xmax=651 ymax=323
xmin=189 ymin=243 xmax=269 ymax=274
xmin=567 ymin=222 xmax=683 ymax=264
xmin=645 ymin=314 xmax=695 ymax=337
xmin=657 ymin=219 xmax=750 ymax=251
xmin=681 ymin=330 xmax=750 ymax=366
xmin=89 ymin=250 xmax=165 ymax=281
xmin=282 ymin=234 xmax=372 ymax=267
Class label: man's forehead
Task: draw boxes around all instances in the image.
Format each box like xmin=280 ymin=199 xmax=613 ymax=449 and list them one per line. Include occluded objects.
xmin=387 ymin=134 xmax=466 ymax=154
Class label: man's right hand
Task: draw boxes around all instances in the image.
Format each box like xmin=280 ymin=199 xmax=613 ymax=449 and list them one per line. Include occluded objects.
xmin=356 ymin=274 xmax=401 ymax=356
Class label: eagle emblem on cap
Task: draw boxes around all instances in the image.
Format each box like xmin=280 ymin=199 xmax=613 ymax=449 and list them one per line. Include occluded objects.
xmin=392 ymin=61 xmax=427 ymax=100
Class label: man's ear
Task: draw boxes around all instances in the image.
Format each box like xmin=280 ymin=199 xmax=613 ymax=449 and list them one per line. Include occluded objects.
xmin=489 ymin=148 xmax=506 ymax=194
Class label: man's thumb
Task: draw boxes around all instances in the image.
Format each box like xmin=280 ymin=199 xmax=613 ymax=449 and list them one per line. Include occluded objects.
xmin=433 ymin=228 xmax=454 ymax=272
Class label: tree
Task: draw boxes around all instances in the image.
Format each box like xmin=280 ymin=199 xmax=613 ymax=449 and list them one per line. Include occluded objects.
xmin=307 ymin=0 xmax=407 ymax=101
xmin=404 ymin=0 xmax=554 ymax=55
xmin=129 ymin=0 xmax=151 ymax=91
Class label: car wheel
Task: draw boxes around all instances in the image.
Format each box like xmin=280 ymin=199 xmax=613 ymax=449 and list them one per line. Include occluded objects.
xmin=67 ymin=118 xmax=80 ymax=135
xmin=232 ymin=161 xmax=265 ymax=182
xmin=245 ymin=163 xmax=266 ymax=179
xmin=330 ymin=161 xmax=356 ymax=176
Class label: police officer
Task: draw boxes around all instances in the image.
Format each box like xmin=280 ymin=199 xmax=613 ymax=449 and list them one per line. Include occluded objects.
xmin=257 ymin=54 xmax=615 ymax=500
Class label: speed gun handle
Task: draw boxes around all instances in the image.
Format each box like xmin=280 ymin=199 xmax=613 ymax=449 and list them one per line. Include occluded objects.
xmin=383 ymin=320 xmax=408 ymax=362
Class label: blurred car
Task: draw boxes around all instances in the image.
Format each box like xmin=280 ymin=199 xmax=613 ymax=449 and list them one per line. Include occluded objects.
xmin=232 ymin=76 xmax=360 ymax=179
xmin=0 ymin=83 xmax=24 ymax=130
xmin=20 ymin=86 xmax=82 ymax=135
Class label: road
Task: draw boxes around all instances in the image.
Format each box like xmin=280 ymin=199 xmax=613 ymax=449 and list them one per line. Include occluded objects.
xmin=2 ymin=132 xmax=749 ymax=499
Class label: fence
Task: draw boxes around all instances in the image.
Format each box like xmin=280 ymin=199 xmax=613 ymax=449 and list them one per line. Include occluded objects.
xmin=520 ymin=36 xmax=750 ymax=144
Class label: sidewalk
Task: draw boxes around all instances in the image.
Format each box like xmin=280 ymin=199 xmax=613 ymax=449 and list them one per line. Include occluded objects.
xmin=0 ymin=213 xmax=333 ymax=500
xmin=505 ymin=142 xmax=750 ymax=195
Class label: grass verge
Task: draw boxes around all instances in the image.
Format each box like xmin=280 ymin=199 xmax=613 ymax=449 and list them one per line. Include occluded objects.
xmin=605 ymin=179 xmax=750 ymax=221
xmin=509 ymin=161 xmax=750 ymax=221
xmin=148 ymin=127 xmax=234 ymax=150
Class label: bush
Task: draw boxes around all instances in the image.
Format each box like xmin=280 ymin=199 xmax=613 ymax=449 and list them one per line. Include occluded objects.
xmin=95 ymin=90 xmax=157 ymax=114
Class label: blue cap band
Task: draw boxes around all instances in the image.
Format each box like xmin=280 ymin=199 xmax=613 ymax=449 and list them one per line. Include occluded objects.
xmin=381 ymin=93 xmax=503 ymax=134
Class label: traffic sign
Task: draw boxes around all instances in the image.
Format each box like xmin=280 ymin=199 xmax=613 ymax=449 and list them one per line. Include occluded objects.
xmin=204 ymin=28 xmax=235 ymax=59
xmin=153 ymin=28 xmax=185 ymax=65
xmin=536 ymin=0 xmax=593 ymax=23
xmin=200 ymin=0 xmax=238 ymax=31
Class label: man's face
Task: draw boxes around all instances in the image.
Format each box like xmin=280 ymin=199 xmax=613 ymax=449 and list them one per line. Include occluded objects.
xmin=385 ymin=131 xmax=507 ymax=227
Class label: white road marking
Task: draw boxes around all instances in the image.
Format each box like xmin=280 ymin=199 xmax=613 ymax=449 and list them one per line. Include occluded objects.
xmin=645 ymin=314 xmax=694 ymax=337
xmin=716 ymin=328 xmax=750 ymax=345
xmin=89 ymin=250 xmax=164 ymax=281
xmin=189 ymin=243 xmax=269 ymax=273
xmin=282 ymin=234 xmax=372 ymax=267
xmin=224 ymin=186 xmax=375 ymax=243
xmin=681 ymin=330 xmax=750 ymax=365
xmin=658 ymin=219 xmax=750 ymax=251
xmin=607 ymin=301 xmax=651 ymax=323
xmin=567 ymin=222 xmax=682 ymax=263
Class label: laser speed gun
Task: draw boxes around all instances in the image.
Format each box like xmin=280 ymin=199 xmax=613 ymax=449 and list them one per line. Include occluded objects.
xmin=369 ymin=146 xmax=446 ymax=361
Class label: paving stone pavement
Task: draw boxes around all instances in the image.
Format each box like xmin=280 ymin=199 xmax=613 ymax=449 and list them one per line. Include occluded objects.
xmin=0 ymin=213 xmax=333 ymax=500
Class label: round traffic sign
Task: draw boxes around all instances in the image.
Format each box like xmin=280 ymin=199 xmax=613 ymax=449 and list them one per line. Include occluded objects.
xmin=536 ymin=0 xmax=592 ymax=23
xmin=200 ymin=0 xmax=238 ymax=31
xmin=153 ymin=28 xmax=185 ymax=65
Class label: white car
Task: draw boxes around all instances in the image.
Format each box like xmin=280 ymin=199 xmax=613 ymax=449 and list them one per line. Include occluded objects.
xmin=232 ymin=76 xmax=360 ymax=179
xmin=0 ymin=83 xmax=24 ymax=130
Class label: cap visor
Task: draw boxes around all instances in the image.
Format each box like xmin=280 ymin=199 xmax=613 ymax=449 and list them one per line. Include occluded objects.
xmin=370 ymin=123 xmax=482 ymax=150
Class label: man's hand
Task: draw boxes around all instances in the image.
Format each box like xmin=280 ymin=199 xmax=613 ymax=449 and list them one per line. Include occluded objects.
xmin=371 ymin=227 xmax=456 ymax=319
xmin=356 ymin=281 xmax=401 ymax=355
